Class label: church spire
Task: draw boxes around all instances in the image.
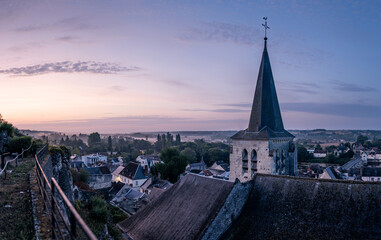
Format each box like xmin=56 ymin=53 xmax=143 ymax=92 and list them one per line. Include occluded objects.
xmin=247 ymin=18 xmax=284 ymax=133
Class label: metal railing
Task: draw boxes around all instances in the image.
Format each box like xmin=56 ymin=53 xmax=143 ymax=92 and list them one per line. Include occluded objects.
xmin=35 ymin=145 xmax=97 ymax=240
xmin=0 ymin=142 xmax=33 ymax=178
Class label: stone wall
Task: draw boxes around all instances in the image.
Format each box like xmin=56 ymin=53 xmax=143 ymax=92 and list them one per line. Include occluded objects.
xmin=229 ymin=138 xmax=296 ymax=182
xmin=88 ymin=174 xmax=112 ymax=189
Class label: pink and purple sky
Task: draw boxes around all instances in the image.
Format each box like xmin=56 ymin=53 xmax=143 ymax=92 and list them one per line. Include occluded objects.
xmin=1 ymin=0 xmax=381 ymax=133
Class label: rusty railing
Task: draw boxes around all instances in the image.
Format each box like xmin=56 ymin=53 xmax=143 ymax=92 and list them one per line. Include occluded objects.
xmin=35 ymin=145 xmax=97 ymax=240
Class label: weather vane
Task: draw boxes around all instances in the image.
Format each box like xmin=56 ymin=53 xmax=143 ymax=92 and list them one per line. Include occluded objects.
xmin=262 ymin=17 xmax=270 ymax=39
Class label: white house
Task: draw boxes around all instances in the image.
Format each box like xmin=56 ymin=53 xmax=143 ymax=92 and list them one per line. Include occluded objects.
xmin=81 ymin=153 xmax=107 ymax=167
xmin=112 ymin=165 xmax=125 ymax=182
xmin=116 ymin=162 xmax=149 ymax=188
xmin=136 ymin=155 xmax=162 ymax=172
xmin=313 ymin=150 xmax=327 ymax=158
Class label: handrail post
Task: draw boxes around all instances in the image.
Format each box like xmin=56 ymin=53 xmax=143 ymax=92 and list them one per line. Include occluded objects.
xmin=16 ymin=155 xmax=18 ymax=167
xmin=51 ymin=182 xmax=56 ymax=239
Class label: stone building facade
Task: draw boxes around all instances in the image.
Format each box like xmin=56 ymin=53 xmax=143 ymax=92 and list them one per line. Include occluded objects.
xmin=229 ymin=38 xmax=297 ymax=182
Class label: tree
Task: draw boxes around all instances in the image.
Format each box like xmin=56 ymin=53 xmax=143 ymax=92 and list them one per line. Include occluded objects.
xmin=175 ymin=134 xmax=181 ymax=144
xmin=151 ymin=148 xmax=188 ymax=183
xmin=356 ymin=135 xmax=368 ymax=145
xmin=180 ymin=147 xmax=197 ymax=163
xmin=8 ymin=136 xmax=32 ymax=154
xmin=315 ymin=144 xmax=322 ymax=150
xmin=108 ymin=136 xmax=113 ymax=154
xmin=88 ymin=132 xmax=101 ymax=148
xmin=297 ymin=145 xmax=313 ymax=162
xmin=0 ymin=115 xmax=15 ymax=137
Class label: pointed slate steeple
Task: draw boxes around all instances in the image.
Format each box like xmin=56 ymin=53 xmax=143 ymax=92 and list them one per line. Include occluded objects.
xmin=231 ymin=37 xmax=293 ymax=140
xmin=248 ymin=38 xmax=284 ymax=132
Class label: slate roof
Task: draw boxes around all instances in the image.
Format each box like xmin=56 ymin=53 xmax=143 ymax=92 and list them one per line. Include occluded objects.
xmin=117 ymin=173 xmax=381 ymax=240
xmin=231 ymin=38 xmax=293 ymax=140
xmin=82 ymin=166 xmax=111 ymax=175
xmin=119 ymin=162 xmax=148 ymax=180
xmin=222 ymin=174 xmax=381 ymax=240
xmin=117 ymin=174 xmax=234 ymax=240
xmin=362 ymin=167 xmax=381 ymax=177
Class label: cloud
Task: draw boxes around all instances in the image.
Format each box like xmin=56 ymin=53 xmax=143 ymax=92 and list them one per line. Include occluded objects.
xmin=332 ymin=81 xmax=376 ymax=92
xmin=14 ymin=16 xmax=94 ymax=33
xmin=278 ymin=81 xmax=321 ymax=94
xmin=178 ymin=21 xmax=261 ymax=45
xmin=55 ymin=35 xmax=79 ymax=43
xmin=281 ymin=102 xmax=381 ymax=118
xmin=17 ymin=115 xmax=247 ymax=133
xmin=0 ymin=61 xmax=140 ymax=76
xmin=181 ymin=108 xmax=249 ymax=113
xmin=217 ymin=103 xmax=251 ymax=108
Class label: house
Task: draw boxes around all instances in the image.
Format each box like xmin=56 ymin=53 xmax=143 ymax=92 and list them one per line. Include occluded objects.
xmin=139 ymin=177 xmax=173 ymax=194
xmin=112 ymin=165 xmax=125 ymax=182
xmin=70 ymin=161 xmax=85 ymax=168
xmin=111 ymin=184 xmax=146 ymax=215
xmin=320 ymin=166 xmax=341 ymax=180
xmin=186 ymin=160 xmax=207 ymax=172
xmin=81 ymin=153 xmax=107 ymax=167
xmin=313 ymin=150 xmax=327 ymax=158
xmin=82 ymin=166 xmax=112 ymax=189
xmin=136 ymin=155 xmax=162 ymax=172
xmin=117 ymin=162 xmax=149 ymax=188
xmin=361 ymin=167 xmax=381 ymax=182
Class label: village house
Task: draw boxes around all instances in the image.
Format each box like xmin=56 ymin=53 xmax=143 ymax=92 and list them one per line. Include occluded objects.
xmin=115 ymin=162 xmax=148 ymax=188
xmin=361 ymin=167 xmax=381 ymax=182
xmin=81 ymin=153 xmax=107 ymax=167
xmin=140 ymin=177 xmax=173 ymax=194
xmin=313 ymin=150 xmax=327 ymax=158
xmin=186 ymin=160 xmax=207 ymax=172
xmin=136 ymin=155 xmax=162 ymax=172
xmin=111 ymin=184 xmax=146 ymax=215
xmin=82 ymin=166 xmax=112 ymax=189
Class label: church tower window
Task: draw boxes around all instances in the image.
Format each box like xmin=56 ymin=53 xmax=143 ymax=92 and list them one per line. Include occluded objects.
xmin=242 ymin=149 xmax=248 ymax=174
xmin=251 ymin=150 xmax=257 ymax=173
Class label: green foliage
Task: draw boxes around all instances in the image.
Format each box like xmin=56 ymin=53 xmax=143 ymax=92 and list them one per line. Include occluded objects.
xmin=151 ymin=148 xmax=188 ymax=183
xmin=89 ymin=197 xmax=109 ymax=223
xmin=109 ymin=204 xmax=128 ymax=223
xmin=0 ymin=115 xmax=16 ymax=137
xmin=356 ymin=135 xmax=368 ymax=145
xmin=8 ymin=136 xmax=32 ymax=153
xmin=315 ymin=144 xmax=322 ymax=150
xmin=108 ymin=136 xmax=113 ymax=153
xmin=180 ymin=147 xmax=197 ymax=163
xmin=79 ymin=169 xmax=89 ymax=183
xmin=88 ymin=132 xmax=101 ymax=148
xmin=297 ymin=145 xmax=313 ymax=162
xmin=339 ymin=149 xmax=354 ymax=159
xmin=75 ymin=198 xmax=127 ymax=240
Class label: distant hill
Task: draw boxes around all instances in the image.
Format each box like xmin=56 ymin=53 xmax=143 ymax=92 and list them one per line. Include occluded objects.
xmin=20 ymin=129 xmax=381 ymax=144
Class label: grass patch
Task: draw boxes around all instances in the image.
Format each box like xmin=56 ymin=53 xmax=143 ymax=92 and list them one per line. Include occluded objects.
xmin=75 ymin=197 xmax=128 ymax=240
xmin=0 ymin=158 xmax=35 ymax=240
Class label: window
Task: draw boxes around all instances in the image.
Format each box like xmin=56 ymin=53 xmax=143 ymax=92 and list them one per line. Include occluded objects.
xmin=251 ymin=149 xmax=257 ymax=172
xmin=242 ymin=149 xmax=248 ymax=174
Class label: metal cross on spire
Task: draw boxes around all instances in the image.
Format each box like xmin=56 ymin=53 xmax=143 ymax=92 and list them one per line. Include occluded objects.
xmin=262 ymin=17 xmax=270 ymax=40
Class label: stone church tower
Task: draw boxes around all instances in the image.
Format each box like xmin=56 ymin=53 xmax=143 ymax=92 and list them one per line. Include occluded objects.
xmin=229 ymin=36 xmax=297 ymax=182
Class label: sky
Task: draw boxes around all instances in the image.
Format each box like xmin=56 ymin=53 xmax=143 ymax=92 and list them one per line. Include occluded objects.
xmin=1 ymin=0 xmax=381 ymax=133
